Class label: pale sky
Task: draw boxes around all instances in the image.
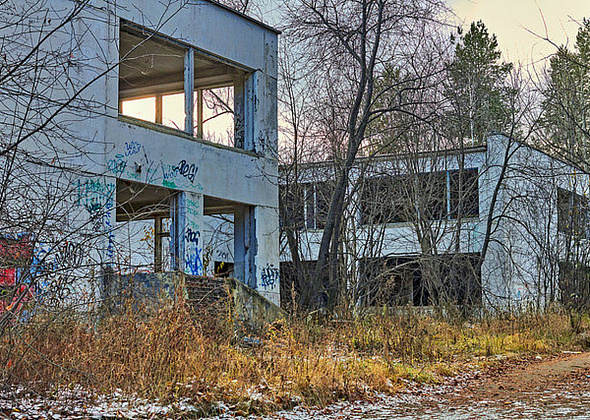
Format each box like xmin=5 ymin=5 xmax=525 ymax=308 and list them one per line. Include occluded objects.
xmin=449 ymin=0 xmax=590 ymax=66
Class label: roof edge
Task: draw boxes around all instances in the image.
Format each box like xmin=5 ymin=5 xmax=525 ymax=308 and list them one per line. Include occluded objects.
xmin=201 ymin=0 xmax=281 ymax=34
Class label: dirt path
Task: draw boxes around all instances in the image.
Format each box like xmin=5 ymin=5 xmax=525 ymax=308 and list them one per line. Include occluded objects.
xmin=462 ymin=352 xmax=590 ymax=400
xmin=272 ymin=353 xmax=590 ymax=419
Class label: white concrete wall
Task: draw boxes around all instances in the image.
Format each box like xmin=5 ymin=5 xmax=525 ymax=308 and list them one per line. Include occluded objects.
xmin=277 ymin=134 xmax=590 ymax=310
xmin=486 ymin=134 xmax=590 ymax=309
xmin=0 ymin=0 xmax=280 ymax=305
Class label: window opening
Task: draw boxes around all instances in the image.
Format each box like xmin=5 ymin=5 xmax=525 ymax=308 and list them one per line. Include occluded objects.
xmin=279 ymin=184 xmax=305 ymax=231
xmin=417 ymin=171 xmax=447 ymax=221
xmin=305 ymin=182 xmax=332 ymax=229
xmin=119 ymin=21 xmax=247 ymax=148
xmin=201 ymin=87 xmax=235 ymax=146
xmin=214 ymin=261 xmax=234 ymax=277
xmin=558 ymin=187 xmax=590 ymax=238
xmin=361 ymin=169 xmax=479 ymax=225
xmin=361 ymin=176 xmax=411 ymax=225
xmin=450 ymin=168 xmax=479 ymax=219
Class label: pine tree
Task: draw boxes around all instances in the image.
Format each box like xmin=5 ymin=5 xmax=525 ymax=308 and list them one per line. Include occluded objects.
xmin=444 ymin=21 xmax=514 ymax=145
xmin=541 ymin=19 xmax=590 ymax=167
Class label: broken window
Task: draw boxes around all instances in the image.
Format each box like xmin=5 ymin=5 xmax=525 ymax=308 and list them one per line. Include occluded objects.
xmin=359 ymin=254 xmax=482 ymax=307
xmin=201 ymin=87 xmax=235 ymax=147
xmin=417 ymin=171 xmax=447 ymax=221
xmin=116 ymin=180 xmax=173 ymax=273
xmin=305 ymin=182 xmax=333 ymax=229
xmin=279 ymin=184 xmax=305 ymax=231
xmin=449 ymin=168 xmax=479 ymax=219
xmin=360 ymin=176 xmax=412 ymax=225
xmin=118 ymin=21 xmax=246 ymax=147
xmin=279 ymin=182 xmax=333 ymax=231
xmin=558 ymin=188 xmax=589 ymax=238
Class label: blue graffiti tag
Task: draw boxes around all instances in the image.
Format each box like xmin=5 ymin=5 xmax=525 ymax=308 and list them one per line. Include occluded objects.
xmin=260 ymin=264 xmax=279 ymax=288
xmin=160 ymin=160 xmax=198 ymax=184
xmin=185 ymin=227 xmax=200 ymax=244
xmin=185 ymin=248 xmax=203 ymax=276
xmin=107 ymin=157 xmax=127 ymax=176
xmin=124 ymin=141 xmax=142 ymax=157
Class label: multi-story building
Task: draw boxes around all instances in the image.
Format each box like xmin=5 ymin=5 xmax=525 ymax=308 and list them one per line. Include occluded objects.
xmin=278 ymin=134 xmax=590 ymax=310
xmin=0 ymin=1 xmax=280 ymax=306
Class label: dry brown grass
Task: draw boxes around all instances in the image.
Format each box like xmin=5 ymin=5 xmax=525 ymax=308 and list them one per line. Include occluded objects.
xmin=0 ymin=300 xmax=584 ymax=415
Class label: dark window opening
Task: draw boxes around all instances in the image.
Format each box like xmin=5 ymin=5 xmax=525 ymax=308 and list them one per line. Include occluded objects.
xmin=359 ymin=254 xmax=482 ymax=307
xmin=214 ymin=261 xmax=234 ymax=278
xmin=417 ymin=171 xmax=447 ymax=221
xmin=361 ymin=176 xmax=412 ymax=225
xmin=558 ymin=188 xmax=589 ymax=238
xmin=450 ymin=168 xmax=479 ymax=219
xmin=306 ymin=182 xmax=332 ymax=230
xmin=279 ymin=182 xmax=333 ymax=231
xmin=361 ymin=169 xmax=480 ymax=225
xmin=279 ymin=184 xmax=305 ymax=231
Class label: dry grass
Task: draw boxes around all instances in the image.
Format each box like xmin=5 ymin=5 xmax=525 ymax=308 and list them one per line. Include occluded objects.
xmin=0 ymin=300 xmax=584 ymax=415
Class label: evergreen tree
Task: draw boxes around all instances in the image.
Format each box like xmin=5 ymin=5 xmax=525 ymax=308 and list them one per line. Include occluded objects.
xmin=444 ymin=21 xmax=514 ymax=145
xmin=541 ymin=19 xmax=590 ymax=167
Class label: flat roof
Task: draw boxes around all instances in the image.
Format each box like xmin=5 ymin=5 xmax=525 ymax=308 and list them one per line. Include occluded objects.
xmin=204 ymin=0 xmax=281 ymax=35
xmin=282 ymin=143 xmax=488 ymax=171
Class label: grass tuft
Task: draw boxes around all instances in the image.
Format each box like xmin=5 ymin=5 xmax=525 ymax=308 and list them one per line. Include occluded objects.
xmin=0 ymin=300 xmax=584 ymax=415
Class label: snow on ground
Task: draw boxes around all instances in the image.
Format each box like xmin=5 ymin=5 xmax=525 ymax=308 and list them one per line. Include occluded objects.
xmin=0 ymin=386 xmax=199 ymax=419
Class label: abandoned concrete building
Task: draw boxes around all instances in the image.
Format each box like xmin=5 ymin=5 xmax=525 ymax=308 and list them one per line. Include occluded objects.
xmin=275 ymin=134 xmax=590 ymax=310
xmin=2 ymin=2 xmax=589 ymax=314
xmin=0 ymin=1 xmax=280 ymax=307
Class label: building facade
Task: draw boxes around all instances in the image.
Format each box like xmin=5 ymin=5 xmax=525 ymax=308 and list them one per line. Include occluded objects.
xmin=277 ymin=134 xmax=590 ymax=310
xmin=0 ymin=1 xmax=280 ymax=306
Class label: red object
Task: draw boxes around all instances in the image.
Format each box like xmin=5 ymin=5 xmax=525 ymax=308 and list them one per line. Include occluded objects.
xmin=0 ymin=268 xmax=16 ymax=286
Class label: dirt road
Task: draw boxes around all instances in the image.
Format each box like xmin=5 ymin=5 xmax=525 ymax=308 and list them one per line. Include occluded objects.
xmin=272 ymin=352 xmax=590 ymax=419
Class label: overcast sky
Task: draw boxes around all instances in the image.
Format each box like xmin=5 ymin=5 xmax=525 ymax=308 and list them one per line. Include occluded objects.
xmin=449 ymin=0 xmax=590 ymax=66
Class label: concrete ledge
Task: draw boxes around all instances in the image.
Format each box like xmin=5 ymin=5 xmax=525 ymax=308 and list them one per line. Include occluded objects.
xmin=185 ymin=275 xmax=286 ymax=334
xmin=102 ymin=272 xmax=285 ymax=333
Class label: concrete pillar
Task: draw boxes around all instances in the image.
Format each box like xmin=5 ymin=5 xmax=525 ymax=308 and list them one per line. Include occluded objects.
xmin=234 ymin=74 xmax=245 ymax=149
xmin=240 ymin=69 xmax=277 ymax=158
xmin=243 ymin=72 xmax=256 ymax=153
xmin=72 ymin=175 xmax=117 ymax=269
xmin=184 ymin=49 xmax=195 ymax=135
xmin=234 ymin=205 xmax=280 ymax=305
xmin=170 ymin=191 xmax=204 ymax=276
xmin=234 ymin=205 xmax=255 ymax=288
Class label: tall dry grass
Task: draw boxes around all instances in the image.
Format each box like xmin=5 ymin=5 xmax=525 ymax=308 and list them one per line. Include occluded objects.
xmin=0 ymin=299 xmax=584 ymax=415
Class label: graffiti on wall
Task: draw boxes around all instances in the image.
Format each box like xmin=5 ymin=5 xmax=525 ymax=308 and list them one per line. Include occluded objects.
xmin=75 ymin=177 xmax=116 ymax=259
xmin=107 ymin=142 xmax=143 ymax=178
xmin=260 ymin=263 xmax=279 ymax=288
xmin=161 ymin=160 xmax=199 ymax=186
xmin=107 ymin=157 xmax=127 ymax=176
xmin=0 ymin=235 xmax=35 ymax=316
xmin=107 ymin=138 xmax=206 ymax=192
xmin=184 ymin=225 xmax=203 ymax=276
xmin=0 ymin=236 xmax=33 ymax=287
xmin=124 ymin=141 xmax=142 ymax=157
xmin=181 ymin=193 xmax=203 ymax=276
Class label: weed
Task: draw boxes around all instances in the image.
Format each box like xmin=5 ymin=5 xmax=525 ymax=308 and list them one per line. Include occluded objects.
xmin=0 ymin=301 xmax=583 ymax=416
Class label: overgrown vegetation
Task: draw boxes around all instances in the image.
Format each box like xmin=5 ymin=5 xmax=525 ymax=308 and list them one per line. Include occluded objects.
xmin=0 ymin=299 xmax=585 ymax=416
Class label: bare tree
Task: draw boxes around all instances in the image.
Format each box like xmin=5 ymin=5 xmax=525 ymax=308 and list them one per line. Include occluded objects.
xmin=281 ymin=0 xmax=449 ymax=309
